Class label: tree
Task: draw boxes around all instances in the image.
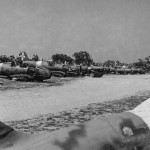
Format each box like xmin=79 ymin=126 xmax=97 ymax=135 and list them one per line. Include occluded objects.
xmin=145 ymin=56 xmax=150 ymax=63
xmin=133 ymin=58 xmax=147 ymax=69
xmin=31 ymin=54 xmax=40 ymax=61
xmin=19 ymin=51 xmax=29 ymax=61
xmin=103 ymin=60 xmax=115 ymax=67
xmin=0 ymin=55 xmax=11 ymax=62
xmin=51 ymin=54 xmax=73 ymax=64
xmin=92 ymin=61 xmax=102 ymax=66
xmin=72 ymin=51 xmax=93 ymax=65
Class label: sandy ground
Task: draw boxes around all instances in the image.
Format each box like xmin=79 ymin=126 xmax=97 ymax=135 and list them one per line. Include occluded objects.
xmin=1 ymin=74 xmax=150 ymax=133
xmin=6 ymin=90 xmax=150 ymax=134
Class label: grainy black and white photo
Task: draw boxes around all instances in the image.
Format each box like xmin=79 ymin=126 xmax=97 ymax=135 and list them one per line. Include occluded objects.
xmin=0 ymin=0 xmax=150 ymax=149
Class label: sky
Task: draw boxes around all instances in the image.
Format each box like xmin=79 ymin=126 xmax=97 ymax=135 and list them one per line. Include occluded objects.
xmin=0 ymin=0 xmax=150 ymax=63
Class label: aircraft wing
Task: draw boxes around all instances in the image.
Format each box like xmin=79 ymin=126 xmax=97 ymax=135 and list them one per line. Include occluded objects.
xmin=0 ymin=100 xmax=150 ymax=150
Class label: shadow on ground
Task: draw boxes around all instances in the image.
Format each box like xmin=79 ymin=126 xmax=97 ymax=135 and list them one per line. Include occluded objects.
xmin=0 ymin=77 xmax=79 ymax=91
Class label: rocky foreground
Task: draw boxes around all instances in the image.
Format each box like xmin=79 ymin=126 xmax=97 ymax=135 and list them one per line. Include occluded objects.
xmin=5 ymin=90 xmax=150 ymax=134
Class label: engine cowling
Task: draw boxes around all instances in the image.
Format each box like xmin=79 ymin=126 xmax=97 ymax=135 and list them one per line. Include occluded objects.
xmin=27 ymin=67 xmax=51 ymax=81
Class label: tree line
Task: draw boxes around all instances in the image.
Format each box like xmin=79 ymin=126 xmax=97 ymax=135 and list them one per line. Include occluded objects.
xmin=0 ymin=51 xmax=93 ymax=66
xmin=1 ymin=51 xmax=150 ymax=71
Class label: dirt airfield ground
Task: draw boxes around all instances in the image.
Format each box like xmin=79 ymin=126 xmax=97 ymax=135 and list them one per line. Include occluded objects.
xmin=1 ymin=74 xmax=150 ymax=134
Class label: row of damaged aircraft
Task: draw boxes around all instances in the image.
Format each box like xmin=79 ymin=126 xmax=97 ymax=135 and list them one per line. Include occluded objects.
xmin=0 ymin=58 xmax=145 ymax=82
xmin=0 ymin=60 xmax=104 ymax=82
xmin=103 ymin=66 xmax=146 ymax=74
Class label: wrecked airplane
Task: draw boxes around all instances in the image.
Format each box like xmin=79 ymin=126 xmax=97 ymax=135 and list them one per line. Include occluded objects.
xmin=0 ymin=63 xmax=51 ymax=81
xmin=22 ymin=60 xmax=104 ymax=78
xmin=22 ymin=60 xmax=71 ymax=77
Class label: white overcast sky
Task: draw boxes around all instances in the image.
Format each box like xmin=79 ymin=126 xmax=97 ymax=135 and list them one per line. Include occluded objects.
xmin=0 ymin=0 xmax=150 ymax=62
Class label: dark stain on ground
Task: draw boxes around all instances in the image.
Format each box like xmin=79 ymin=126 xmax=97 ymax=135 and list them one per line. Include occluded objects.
xmin=54 ymin=124 xmax=86 ymax=150
xmin=0 ymin=77 xmax=78 ymax=91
